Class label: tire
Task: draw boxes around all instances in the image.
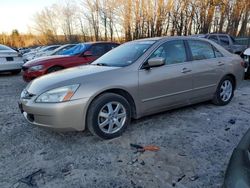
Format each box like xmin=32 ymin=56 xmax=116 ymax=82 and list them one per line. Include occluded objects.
xmin=11 ymin=69 xmax=21 ymax=75
xmin=212 ymin=76 xmax=235 ymax=106
xmin=245 ymin=67 xmax=250 ymax=79
xmin=87 ymin=93 xmax=131 ymax=139
xmin=47 ymin=66 xmax=63 ymax=74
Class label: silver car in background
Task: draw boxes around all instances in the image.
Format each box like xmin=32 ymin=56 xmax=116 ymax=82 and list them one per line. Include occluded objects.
xmin=19 ymin=37 xmax=245 ymax=139
xmin=243 ymin=48 xmax=250 ymax=78
xmin=0 ymin=44 xmax=23 ymax=74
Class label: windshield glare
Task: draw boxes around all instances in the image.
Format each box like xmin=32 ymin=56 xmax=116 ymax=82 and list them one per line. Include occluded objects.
xmin=0 ymin=44 xmax=12 ymax=51
xmin=52 ymin=45 xmax=76 ymax=55
xmin=92 ymin=41 xmax=155 ymax=67
xmin=61 ymin=44 xmax=86 ymax=56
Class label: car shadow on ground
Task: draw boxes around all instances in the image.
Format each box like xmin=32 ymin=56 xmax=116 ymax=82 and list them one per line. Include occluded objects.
xmin=0 ymin=72 xmax=21 ymax=77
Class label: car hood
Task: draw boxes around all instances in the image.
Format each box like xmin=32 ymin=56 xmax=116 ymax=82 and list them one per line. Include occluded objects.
xmin=244 ymin=48 xmax=250 ymax=56
xmin=23 ymin=55 xmax=69 ymax=67
xmin=0 ymin=50 xmax=18 ymax=57
xmin=23 ymin=51 xmax=36 ymax=57
xmin=26 ymin=65 xmax=119 ymax=95
xmin=233 ymin=44 xmax=248 ymax=52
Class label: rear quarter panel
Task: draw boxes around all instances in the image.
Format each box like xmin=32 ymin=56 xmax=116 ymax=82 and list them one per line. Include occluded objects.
xmin=225 ymin=55 xmax=244 ymax=88
xmin=210 ymin=41 xmax=244 ymax=88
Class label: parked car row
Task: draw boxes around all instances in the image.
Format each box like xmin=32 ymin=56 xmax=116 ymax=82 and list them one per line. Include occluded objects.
xmin=23 ymin=45 xmax=61 ymax=62
xmin=19 ymin=36 xmax=245 ymax=139
xmin=22 ymin=42 xmax=119 ymax=81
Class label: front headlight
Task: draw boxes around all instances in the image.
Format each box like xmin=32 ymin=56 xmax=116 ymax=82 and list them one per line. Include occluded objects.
xmin=36 ymin=84 xmax=79 ymax=103
xmin=29 ymin=65 xmax=44 ymax=71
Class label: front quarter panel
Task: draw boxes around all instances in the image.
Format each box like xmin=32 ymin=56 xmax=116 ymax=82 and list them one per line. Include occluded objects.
xmin=72 ymin=67 xmax=140 ymax=125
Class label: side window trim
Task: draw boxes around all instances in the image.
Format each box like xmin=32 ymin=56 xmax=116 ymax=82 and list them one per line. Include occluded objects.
xmin=212 ymin=45 xmax=224 ymax=58
xmin=183 ymin=40 xmax=193 ymax=62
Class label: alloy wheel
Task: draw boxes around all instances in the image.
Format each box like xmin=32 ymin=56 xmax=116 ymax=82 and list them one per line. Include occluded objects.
xmin=220 ymin=80 xmax=233 ymax=102
xmin=98 ymin=102 xmax=127 ymax=134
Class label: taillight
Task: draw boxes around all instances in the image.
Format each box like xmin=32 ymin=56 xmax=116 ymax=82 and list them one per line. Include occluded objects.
xmin=241 ymin=61 xmax=248 ymax=68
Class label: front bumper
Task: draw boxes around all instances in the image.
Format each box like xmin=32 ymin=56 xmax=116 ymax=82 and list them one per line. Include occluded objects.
xmin=0 ymin=61 xmax=23 ymax=71
xmin=19 ymin=97 xmax=89 ymax=131
xmin=22 ymin=69 xmax=46 ymax=82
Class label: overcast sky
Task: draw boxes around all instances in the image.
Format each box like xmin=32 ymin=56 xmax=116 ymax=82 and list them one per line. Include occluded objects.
xmin=0 ymin=0 xmax=59 ymax=34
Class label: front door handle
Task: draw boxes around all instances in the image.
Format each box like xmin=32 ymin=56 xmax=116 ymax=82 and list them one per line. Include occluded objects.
xmin=217 ymin=61 xmax=225 ymax=66
xmin=181 ymin=68 xmax=192 ymax=73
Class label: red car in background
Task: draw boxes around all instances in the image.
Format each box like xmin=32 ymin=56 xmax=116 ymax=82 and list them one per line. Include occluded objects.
xmin=22 ymin=42 xmax=119 ymax=82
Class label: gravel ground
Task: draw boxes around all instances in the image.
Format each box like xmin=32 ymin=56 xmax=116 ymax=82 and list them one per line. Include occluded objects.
xmin=0 ymin=73 xmax=250 ymax=188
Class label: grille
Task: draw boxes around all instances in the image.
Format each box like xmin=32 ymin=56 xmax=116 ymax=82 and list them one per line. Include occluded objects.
xmin=21 ymin=89 xmax=35 ymax=99
xmin=6 ymin=57 xmax=14 ymax=61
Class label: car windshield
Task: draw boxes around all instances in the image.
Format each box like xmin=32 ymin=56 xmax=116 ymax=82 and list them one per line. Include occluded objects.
xmin=92 ymin=40 xmax=156 ymax=67
xmin=0 ymin=44 xmax=12 ymax=51
xmin=61 ymin=44 xmax=86 ymax=56
xmin=52 ymin=45 xmax=76 ymax=55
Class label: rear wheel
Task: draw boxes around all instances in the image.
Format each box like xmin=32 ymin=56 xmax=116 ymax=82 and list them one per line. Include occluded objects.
xmin=212 ymin=76 xmax=234 ymax=106
xmin=245 ymin=67 xmax=250 ymax=79
xmin=11 ymin=69 xmax=21 ymax=75
xmin=87 ymin=93 xmax=131 ymax=139
xmin=47 ymin=66 xmax=63 ymax=74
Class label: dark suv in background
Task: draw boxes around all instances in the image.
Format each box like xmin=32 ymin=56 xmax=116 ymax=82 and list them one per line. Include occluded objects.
xmin=205 ymin=33 xmax=247 ymax=55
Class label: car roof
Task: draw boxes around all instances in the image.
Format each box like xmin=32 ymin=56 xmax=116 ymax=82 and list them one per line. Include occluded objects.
xmin=83 ymin=41 xmax=120 ymax=45
xmin=206 ymin=33 xmax=231 ymax=36
xmin=133 ymin=36 xmax=212 ymax=43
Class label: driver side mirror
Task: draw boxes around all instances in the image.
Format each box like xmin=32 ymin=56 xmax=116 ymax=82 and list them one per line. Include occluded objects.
xmin=83 ymin=51 xmax=93 ymax=56
xmin=143 ymin=57 xmax=165 ymax=69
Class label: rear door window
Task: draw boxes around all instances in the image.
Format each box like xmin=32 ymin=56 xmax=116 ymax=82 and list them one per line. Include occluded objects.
xmin=188 ymin=40 xmax=215 ymax=60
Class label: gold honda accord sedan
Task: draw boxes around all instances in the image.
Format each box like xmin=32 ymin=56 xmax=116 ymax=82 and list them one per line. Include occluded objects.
xmin=19 ymin=37 xmax=245 ymax=139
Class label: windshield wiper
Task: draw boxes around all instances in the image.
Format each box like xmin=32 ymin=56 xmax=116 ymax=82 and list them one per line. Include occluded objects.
xmin=95 ymin=63 xmax=109 ymax=66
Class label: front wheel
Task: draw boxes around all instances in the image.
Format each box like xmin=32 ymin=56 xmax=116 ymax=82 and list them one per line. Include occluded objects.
xmin=212 ymin=76 xmax=234 ymax=106
xmin=87 ymin=93 xmax=131 ymax=139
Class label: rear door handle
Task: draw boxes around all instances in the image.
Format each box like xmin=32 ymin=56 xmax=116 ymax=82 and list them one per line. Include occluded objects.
xmin=217 ymin=61 xmax=225 ymax=66
xmin=181 ymin=68 xmax=192 ymax=73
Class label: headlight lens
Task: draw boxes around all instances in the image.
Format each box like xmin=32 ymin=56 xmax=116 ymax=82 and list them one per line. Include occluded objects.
xmin=29 ymin=65 xmax=44 ymax=71
xmin=36 ymin=84 xmax=79 ymax=103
